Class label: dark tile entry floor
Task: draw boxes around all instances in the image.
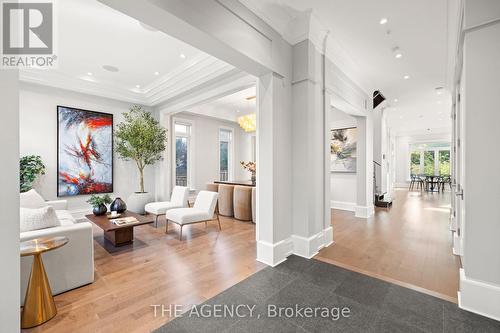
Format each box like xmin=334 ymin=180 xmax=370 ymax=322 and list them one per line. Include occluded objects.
xmin=154 ymin=256 xmax=500 ymax=333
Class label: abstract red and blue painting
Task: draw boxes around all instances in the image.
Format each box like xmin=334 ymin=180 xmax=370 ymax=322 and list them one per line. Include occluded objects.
xmin=57 ymin=106 xmax=113 ymax=196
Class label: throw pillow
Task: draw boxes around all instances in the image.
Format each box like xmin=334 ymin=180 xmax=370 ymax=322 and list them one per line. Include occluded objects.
xmin=20 ymin=206 xmax=61 ymax=232
xmin=20 ymin=189 xmax=46 ymax=209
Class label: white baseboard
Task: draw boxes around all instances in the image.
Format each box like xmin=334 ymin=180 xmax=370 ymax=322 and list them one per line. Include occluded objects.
xmin=292 ymin=226 xmax=333 ymax=259
xmin=256 ymin=238 xmax=293 ymax=267
xmin=330 ymin=200 xmax=355 ymax=212
xmin=458 ymin=269 xmax=500 ymax=321
xmin=355 ymin=205 xmax=375 ymax=218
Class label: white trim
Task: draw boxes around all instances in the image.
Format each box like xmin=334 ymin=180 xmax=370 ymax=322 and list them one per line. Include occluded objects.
xmin=292 ymin=226 xmax=333 ymax=259
xmin=458 ymin=268 xmax=500 ymax=321
xmin=330 ymin=200 xmax=355 ymax=212
xmin=256 ymin=238 xmax=293 ymax=267
xmin=19 ymin=54 xmax=241 ymax=107
xmin=453 ymin=233 xmax=463 ymax=256
xmin=354 ymin=205 xmax=375 ymax=218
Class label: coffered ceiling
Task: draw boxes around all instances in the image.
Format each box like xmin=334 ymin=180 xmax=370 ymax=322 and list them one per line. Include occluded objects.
xmin=20 ymin=0 xmax=253 ymax=109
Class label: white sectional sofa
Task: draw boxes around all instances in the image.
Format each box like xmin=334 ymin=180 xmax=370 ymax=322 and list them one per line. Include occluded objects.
xmin=20 ymin=192 xmax=94 ymax=303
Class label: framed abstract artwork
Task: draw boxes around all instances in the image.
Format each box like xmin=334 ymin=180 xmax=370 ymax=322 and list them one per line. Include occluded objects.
xmin=330 ymin=127 xmax=357 ymax=173
xmin=57 ymin=106 xmax=113 ymax=196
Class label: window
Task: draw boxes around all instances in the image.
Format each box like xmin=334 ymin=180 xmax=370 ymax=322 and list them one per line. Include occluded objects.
xmin=219 ymin=129 xmax=232 ymax=181
xmin=409 ymin=142 xmax=451 ymax=176
xmin=410 ymin=151 xmax=421 ymax=175
xmin=439 ymin=150 xmax=450 ymax=176
xmin=175 ymin=123 xmax=191 ymax=187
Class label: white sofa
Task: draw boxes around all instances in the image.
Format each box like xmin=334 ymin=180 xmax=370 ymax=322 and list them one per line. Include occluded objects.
xmin=20 ymin=197 xmax=94 ymax=303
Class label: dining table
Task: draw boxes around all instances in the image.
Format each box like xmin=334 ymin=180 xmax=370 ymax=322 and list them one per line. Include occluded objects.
xmin=423 ymin=175 xmax=440 ymax=192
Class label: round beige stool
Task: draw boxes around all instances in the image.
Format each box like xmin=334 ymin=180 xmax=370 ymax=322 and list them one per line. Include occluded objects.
xmin=206 ymin=183 xmax=219 ymax=192
xmin=218 ymin=184 xmax=234 ymax=217
xmin=233 ymin=186 xmax=252 ymax=221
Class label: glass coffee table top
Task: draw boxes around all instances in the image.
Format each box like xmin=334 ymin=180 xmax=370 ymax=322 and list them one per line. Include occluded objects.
xmin=20 ymin=236 xmax=69 ymax=257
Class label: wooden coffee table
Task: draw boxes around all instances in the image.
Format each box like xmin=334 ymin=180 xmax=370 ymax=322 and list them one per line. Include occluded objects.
xmin=85 ymin=211 xmax=154 ymax=247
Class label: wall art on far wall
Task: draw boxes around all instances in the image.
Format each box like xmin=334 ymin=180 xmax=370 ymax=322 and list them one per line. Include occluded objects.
xmin=330 ymin=127 xmax=357 ymax=173
xmin=57 ymin=106 xmax=113 ymax=196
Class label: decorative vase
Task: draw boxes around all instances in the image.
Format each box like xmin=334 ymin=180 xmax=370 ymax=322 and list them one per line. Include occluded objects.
xmin=127 ymin=192 xmax=152 ymax=215
xmin=93 ymin=204 xmax=107 ymax=216
xmin=251 ymin=172 xmax=256 ymax=185
xmin=110 ymin=197 xmax=127 ymax=213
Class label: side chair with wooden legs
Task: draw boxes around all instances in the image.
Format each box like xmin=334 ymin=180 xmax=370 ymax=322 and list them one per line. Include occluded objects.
xmin=165 ymin=191 xmax=219 ymax=241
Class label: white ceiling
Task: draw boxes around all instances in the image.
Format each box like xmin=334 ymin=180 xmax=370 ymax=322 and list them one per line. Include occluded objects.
xmin=53 ymin=0 xmax=202 ymax=91
xmin=186 ymin=86 xmax=256 ymax=122
xmin=20 ymin=0 xmax=256 ymax=109
xmin=240 ymin=0 xmax=452 ymax=134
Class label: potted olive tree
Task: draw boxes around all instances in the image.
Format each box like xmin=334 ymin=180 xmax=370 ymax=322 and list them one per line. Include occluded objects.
xmin=115 ymin=106 xmax=167 ymax=214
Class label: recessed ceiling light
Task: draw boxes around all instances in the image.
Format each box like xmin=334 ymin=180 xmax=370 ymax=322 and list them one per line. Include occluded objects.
xmin=103 ymin=65 xmax=119 ymax=72
xmin=87 ymin=72 xmax=93 ymax=76
xmin=399 ymin=115 xmax=403 ymax=119
xmin=435 ymin=87 xmax=444 ymax=95
xmin=180 ymin=53 xmax=186 ymax=59
xmin=380 ymin=18 xmax=388 ymax=25
xmin=236 ymin=110 xmax=241 ymax=113
xmin=394 ymin=98 xmax=398 ymax=103
xmin=136 ymin=85 xmax=141 ymax=89
xmin=438 ymin=111 xmax=443 ymax=114
xmin=154 ymin=71 xmax=160 ymax=76
xmin=437 ymin=101 xmax=443 ymax=104
xmin=404 ymin=75 xmax=410 ymax=80
xmin=392 ymin=47 xmax=403 ymax=59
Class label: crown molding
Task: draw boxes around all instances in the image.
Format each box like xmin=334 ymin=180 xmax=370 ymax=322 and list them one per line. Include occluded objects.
xmin=19 ymin=53 xmax=240 ymax=107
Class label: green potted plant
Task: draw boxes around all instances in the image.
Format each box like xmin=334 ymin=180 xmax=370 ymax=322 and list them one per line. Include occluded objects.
xmin=20 ymin=155 xmax=46 ymax=192
xmin=115 ymin=105 xmax=167 ymax=214
xmin=87 ymin=194 xmax=112 ymax=216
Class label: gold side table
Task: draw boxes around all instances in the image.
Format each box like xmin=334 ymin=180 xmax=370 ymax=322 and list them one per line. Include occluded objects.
xmin=20 ymin=236 xmax=69 ymax=329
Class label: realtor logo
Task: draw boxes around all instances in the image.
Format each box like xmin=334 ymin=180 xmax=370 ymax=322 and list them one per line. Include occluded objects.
xmin=1 ymin=1 xmax=57 ymax=68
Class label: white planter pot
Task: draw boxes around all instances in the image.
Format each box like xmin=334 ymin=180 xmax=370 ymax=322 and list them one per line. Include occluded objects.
xmin=127 ymin=192 xmax=153 ymax=214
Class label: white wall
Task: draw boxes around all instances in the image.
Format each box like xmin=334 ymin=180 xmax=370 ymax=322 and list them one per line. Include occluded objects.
xmin=0 ymin=70 xmax=20 ymax=332
xmin=19 ymin=83 xmax=156 ymax=216
xmin=172 ymin=112 xmax=253 ymax=191
xmin=330 ymin=108 xmax=357 ymax=210
xmin=394 ymin=131 xmax=451 ymax=187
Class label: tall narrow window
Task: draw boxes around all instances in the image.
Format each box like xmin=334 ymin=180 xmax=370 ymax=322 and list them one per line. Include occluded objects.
xmin=219 ymin=129 xmax=232 ymax=181
xmin=410 ymin=151 xmax=421 ymax=175
xmin=439 ymin=150 xmax=450 ymax=176
xmin=175 ymin=123 xmax=191 ymax=187
xmin=424 ymin=151 xmax=435 ymax=175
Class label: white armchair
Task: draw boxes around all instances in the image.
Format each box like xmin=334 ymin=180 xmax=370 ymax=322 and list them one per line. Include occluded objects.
xmin=20 ymin=192 xmax=94 ymax=303
xmin=165 ymin=190 xmax=219 ymax=240
xmin=145 ymin=186 xmax=189 ymax=227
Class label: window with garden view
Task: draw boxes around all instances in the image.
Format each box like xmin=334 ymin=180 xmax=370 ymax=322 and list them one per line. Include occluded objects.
xmin=175 ymin=123 xmax=191 ymax=187
xmin=409 ymin=142 xmax=450 ymax=176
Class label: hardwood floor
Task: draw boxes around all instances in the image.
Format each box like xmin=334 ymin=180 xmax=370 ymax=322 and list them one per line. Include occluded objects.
xmin=315 ymin=188 xmax=461 ymax=302
xmin=23 ymin=216 xmax=264 ymax=333
xmin=24 ymin=189 xmax=460 ymax=332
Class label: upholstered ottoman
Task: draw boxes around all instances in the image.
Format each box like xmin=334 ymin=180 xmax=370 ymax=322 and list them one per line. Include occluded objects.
xmin=218 ymin=184 xmax=234 ymax=217
xmin=233 ymin=186 xmax=252 ymax=221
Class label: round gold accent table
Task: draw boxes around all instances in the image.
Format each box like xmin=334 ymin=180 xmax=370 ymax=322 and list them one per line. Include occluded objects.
xmin=20 ymin=236 xmax=69 ymax=328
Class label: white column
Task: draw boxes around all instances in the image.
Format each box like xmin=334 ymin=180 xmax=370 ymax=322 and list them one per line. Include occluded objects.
xmin=256 ymin=72 xmax=293 ymax=266
xmin=0 ymin=70 xmax=20 ymax=332
xmin=354 ymin=114 xmax=374 ymax=218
